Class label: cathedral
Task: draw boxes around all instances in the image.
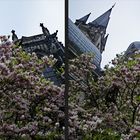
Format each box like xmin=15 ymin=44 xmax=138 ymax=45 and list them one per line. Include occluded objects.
xmin=68 ymin=5 xmax=115 ymax=76
xmin=11 ymin=23 xmax=65 ymax=85
xmin=10 ymin=5 xmax=115 ymax=84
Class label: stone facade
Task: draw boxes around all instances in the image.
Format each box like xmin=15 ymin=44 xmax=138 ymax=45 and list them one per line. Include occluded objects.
xmin=68 ymin=5 xmax=114 ymax=76
xmin=11 ymin=23 xmax=64 ymax=85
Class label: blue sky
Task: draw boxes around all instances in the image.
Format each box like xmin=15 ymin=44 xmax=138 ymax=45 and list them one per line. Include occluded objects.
xmin=69 ymin=0 xmax=140 ymax=68
xmin=1 ymin=0 xmax=140 ymax=68
xmin=0 ymin=0 xmax=64 ymax=43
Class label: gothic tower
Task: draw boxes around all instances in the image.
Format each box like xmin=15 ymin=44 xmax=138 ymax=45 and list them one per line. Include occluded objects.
xmin=75 ymin=4 xmax=115 ymax=53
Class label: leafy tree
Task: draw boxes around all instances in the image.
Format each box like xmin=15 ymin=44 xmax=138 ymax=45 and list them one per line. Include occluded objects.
xmin=0 ymin=36 xmax=65 ymax=140
xmin=1 ymin=35 xmax=140 ymax=140
xmin=68 ymin=52 xmax=140 ymax=139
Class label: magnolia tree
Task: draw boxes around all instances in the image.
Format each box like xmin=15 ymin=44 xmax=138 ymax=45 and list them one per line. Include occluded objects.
xmin=68 ymin=54 xmax=106 ymax=139
xmin=1 ymin=35 xmax=140 ymax=139
xmin=0 ymin=36 xmax=65 ymax=140
xmin=68 ymin=52 xmax=140 ymax=139
xmin=99 ymin=52 xmax=140 ymax=139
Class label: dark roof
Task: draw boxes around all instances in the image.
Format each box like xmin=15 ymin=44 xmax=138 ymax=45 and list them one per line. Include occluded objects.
xmin=76 ymin=13 xmax=91 ymax=24
xmin=125 ymin=41 xmax=140 ymax=56
xmin=21 ymin=34 xmax=46 ymax=45
xmin=88 ymin=5 xmax=114 ymax=29
xmin=68 ymin=18 xmax=102 ymax=68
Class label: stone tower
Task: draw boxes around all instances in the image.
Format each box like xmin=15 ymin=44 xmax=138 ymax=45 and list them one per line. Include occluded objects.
xmin=75 ymin=4 xmax=115 ymax=53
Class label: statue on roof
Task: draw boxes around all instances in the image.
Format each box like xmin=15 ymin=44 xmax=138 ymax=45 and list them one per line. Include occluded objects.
xmin=11 ymin=30 xmax=18 ymax=42
xmin=52 ymin=30 xmax=58 ymax=36
xmin=40 ymin=23 xmax=50 ymax=36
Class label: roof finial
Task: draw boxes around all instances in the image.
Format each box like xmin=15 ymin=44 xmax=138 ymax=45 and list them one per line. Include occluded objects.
xmin=40 ymin=23 xmax=50 ymax=36
xmin=11 ymin=30 xmax=18 ymax=42
xmin=112 ymin=3 xmax=116 ymax=8
xmin=88 ymin=6 xmax=114 ymax=29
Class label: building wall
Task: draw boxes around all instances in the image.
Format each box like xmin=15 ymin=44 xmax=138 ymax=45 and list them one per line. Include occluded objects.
xmin=68 ymin=18 xmax=102 ymax=68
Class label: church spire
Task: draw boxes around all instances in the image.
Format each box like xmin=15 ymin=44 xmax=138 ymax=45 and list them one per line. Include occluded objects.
xmin=101 ymin=34 xmax=109 ymax=53
xmin=75 ymin=13 xmax=91 ymax=25
xmin=88 ymin=4 xmax=115 ymax=29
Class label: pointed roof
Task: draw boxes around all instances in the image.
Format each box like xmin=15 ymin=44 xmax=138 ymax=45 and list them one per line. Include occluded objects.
xmin=103 ymin=34 xmax=109 ymax=45
xmin=101 ymin=34 xmax=109 ymax=52
xmin=76 ymin=13 xmax=91 ymax=24
xmin=88 ymin=4 xmax=115 ymax=29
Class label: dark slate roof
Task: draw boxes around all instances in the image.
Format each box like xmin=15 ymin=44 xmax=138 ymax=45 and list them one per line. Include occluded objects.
xmin=68 ymin=18 xmax=102 ymax=68
xmin=125 ymin=41 xmax=140 ymax=56
xmin=76 ymin=13 xmax=91 ymax=24
xmin=21 ymin=34 xmax=46 ymax=45
xmin=88 ymin=5 xmax=115 ymax=29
